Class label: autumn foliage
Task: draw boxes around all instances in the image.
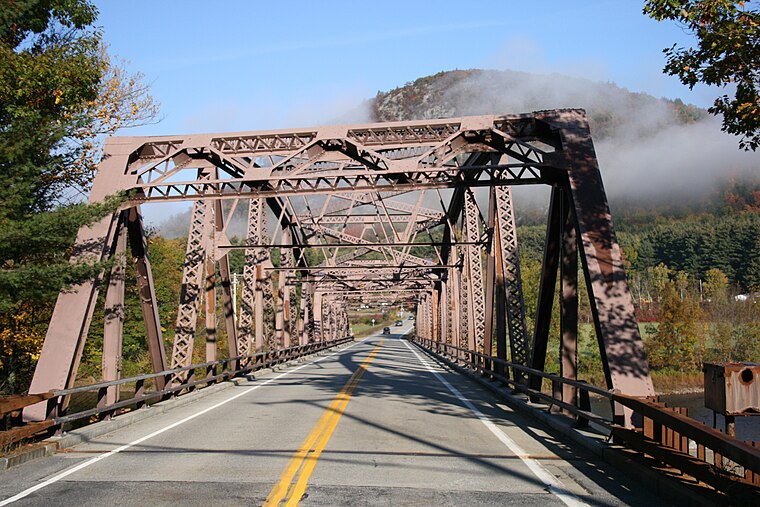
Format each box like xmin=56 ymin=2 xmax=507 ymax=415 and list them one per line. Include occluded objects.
xmin=0 ymin=1 xmax=158 ymax=393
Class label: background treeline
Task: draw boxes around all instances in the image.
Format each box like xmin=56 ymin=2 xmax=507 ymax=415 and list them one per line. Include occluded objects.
xmin=517 ymin=204 xmax=760 ymax=389
xmin=519 ymin=211 xmax=760 ymax=294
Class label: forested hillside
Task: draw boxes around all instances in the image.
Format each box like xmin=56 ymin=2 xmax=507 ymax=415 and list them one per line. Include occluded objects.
xmin=369 ymin=69 xmax=760 ymax=291
xmin=370 ymin=69 xmax=760 ymax=387
xmin=371 ymin=69 xmax=706 ymax=138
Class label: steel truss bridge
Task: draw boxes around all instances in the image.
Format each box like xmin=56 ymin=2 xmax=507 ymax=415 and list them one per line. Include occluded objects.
xmin=5 ymin=110 xmax=758 ymax=505
xmin=26 ymin=109 xmax=653 ymax=419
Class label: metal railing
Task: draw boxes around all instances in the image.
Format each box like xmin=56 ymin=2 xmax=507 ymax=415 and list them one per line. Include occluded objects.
xmin=0 ymin=337 xmax=353 ymax=448
xmin=410 ymin=335 xmax=760 ymax=500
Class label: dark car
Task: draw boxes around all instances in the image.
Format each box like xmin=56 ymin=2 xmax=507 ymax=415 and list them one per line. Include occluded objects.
xmin=382 ymin=326 xmax=390 ymax=334
xmin=408 ymin=315 xmax=414 ymax=320
xmin=394 ymin=320 xmax=403 ymax=326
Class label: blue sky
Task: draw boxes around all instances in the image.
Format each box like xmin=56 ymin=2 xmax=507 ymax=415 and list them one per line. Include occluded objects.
xmin=95 ymin=0 xmax=714 ymax=136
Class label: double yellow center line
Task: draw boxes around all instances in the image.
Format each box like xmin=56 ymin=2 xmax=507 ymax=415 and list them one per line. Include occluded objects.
xmin=263 ymin=339 xmax=384 ymax=507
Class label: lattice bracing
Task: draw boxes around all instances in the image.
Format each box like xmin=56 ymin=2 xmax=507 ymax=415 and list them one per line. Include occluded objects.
xmin=27 ymin=110 xmax=655 ymax=428
xmin=463 ymin=189 xmax=486 ymax=352
xmin=237 ymin=198 xmax=265 ymax=362
xmin=170 ymin=199 xmax=212 ymax=381
xmin=495 ymin=185 xmax=530 ymax=381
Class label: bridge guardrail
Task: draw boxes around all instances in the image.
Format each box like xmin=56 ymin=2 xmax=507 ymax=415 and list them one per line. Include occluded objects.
xmin=0 ymin=336 xmax=353 ymax=449
xmin=410 ymin=335 xmax=760 ymax=500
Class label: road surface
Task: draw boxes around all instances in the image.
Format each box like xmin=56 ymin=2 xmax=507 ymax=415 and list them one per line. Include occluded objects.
xmin=0 ymin=326 xmax=662 ymax=506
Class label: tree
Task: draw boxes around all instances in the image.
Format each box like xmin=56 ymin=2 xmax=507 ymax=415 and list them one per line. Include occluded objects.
xmin=675 ymin=270 xmax=691 ymax=300
xmin=703 ymin=267 xmax=730 ymax=302
xmin=0 ymin=1 xmax=158 ymax=392
xmin=647 ymin=263 xmax=673 ymax=302
xmin=81 ymin=235 xmax=185 ymax=380
xmin=645 ymin=1 xmax=760 ymax=150
xmin=646 ymin=282 xmax=705 ymax=371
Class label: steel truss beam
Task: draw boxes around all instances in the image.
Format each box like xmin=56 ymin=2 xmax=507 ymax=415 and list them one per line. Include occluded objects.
xmin=26 ymin=110 xmax=653 ymax=429
xmin=495 ymin=185 xmax=530 ymax=381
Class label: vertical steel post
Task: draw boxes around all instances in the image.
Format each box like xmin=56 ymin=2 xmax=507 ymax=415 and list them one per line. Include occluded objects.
xmin=530 ymin=187 xmax=562 ymax=392
xmin=560 ymin=191 xmax=578 ymax=412
xmin=313 ymin=291 xmax=323 ymax=342
xmin=204 ymin=255 xmax=217 ymax=364
xmin=484 ymin=188 xmax=497 ymax=358
xmin=171 ymin=200 xmax=207 ymax=368
xmin=239 ymin=199 xmax=263 ymax=361
xmin=277 ymin=228 xmax=292 ymax=348
xmin=495 ymin=185 xmax=530 ymax=383
xmin=127 ymin=206 xmax=167 ymax=387
xmin=432 ymin=288 xmax=439 ymax=342
xmin=214 ymin=200 xmax=238 ymax=364
xmin=255 ymin=263 xmax=265 ymax=352
xmin=171 ymin=197 xmax=212 ymax=380
xmin=491 ymin=192 xmax=509 ymax=379
xmin=463 ymin=189 xmax=485 ymax=352
xmin=263 ymin=271 xmax=276 ymax=349
xmin=301 ymin=278 xmax=313 ymax=344
xmin=101 ymin=211 xmax=127 ymax=408
xmin=449 ymin=263 xmax=461 ymax=348
xmin=439 ymin=280 xmax=449 ymax=345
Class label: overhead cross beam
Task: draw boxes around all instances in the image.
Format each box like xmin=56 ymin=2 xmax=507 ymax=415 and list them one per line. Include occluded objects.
xmin=25 ymin=110 xmax=654 ymax=429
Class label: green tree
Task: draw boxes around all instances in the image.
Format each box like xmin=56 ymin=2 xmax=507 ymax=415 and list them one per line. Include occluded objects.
xmin=703 ymin=267 xmax=730 ymax=302
xmin=644 ymin=1 xmax=760 ymax=150
xmin=82 ymin=235 xmax=185 ymax=379
xmin=0 ymin=1 xmax=157 ymax=392
xmin=746 ymin=235 xmax=760 ymax=290
xmin=646 ymin=282 xmax=705 ymax=371
xmin=675 ymin=270 xmax=691 ymax=300
xmin=647 ymin=263 xmax=673 ymax=302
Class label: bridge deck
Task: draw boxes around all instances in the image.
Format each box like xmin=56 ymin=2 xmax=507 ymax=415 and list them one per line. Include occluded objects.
xmin=1 ymin=328 xmax=660 ymax=506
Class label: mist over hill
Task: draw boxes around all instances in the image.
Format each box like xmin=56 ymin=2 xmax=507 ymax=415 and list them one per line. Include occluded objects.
xmin=157 ymin=68 xmax=759 ymax=237
xmin=368 ymin=69 xmax=758 ymax=216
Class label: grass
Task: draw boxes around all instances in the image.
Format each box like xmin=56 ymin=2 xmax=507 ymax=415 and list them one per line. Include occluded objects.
xmin=651 ymin=370 xmax=704 ymax=394
xmin=574 ymin=322 xmax=703 ymax=394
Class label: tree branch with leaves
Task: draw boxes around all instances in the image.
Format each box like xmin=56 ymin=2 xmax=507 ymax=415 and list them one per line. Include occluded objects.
xmin=645 ymin=0 xmax=760 ymax=150
xmin=0 ymin=0 xmax=159 ymax=392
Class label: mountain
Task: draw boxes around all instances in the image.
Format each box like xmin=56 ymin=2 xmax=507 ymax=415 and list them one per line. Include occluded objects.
xmin=157 ymin=68 xmax=758 ymax=236
xmin=370 ymin=69 xmax=705 ymax=139
xmin=364 ymin=69 xmax=757 ymax=216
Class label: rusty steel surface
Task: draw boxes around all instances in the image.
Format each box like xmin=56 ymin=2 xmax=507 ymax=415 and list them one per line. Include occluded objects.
xmin=704 ymin=362 xmax=760 ymax=416
xmin=24 ymin=109 xmax=654 ymax=429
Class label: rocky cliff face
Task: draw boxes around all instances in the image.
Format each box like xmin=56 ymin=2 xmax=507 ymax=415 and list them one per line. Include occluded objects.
xmin=369 ymin=69 xmax=705 ymax=140
xmin=365 ymin=68 xmax=760 ymax=211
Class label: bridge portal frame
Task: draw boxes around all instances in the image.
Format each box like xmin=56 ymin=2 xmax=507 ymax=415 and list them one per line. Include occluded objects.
xmin=25 ymin=109 xmax=654 ymax=425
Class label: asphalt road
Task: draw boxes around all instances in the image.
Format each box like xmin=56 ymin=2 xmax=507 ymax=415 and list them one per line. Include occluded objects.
xmin=0 ymin=326 xmax=663 ymax=506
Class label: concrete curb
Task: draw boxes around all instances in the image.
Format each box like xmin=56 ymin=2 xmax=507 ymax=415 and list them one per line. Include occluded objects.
xmin=0 ymin=341 xmax=354 ymax=473
xmin=0 ymin=442 xmax=57 ymax=471
xmin=411 ymin=340 xmax=721 ymax=507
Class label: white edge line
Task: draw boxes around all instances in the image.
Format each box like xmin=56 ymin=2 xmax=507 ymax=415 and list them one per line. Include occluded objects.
xmin=0 ymin=338 xmax=370 ymax=506
xmin=400 ymin=339 xmax=588 ymax=507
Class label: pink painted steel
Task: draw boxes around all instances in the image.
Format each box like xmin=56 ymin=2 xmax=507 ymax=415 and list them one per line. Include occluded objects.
xmin=127 ymin=206 xmax=168 ymax=385
xmin=545 ymin=110 xmax=655 ymax=423
xmin=101 ymin=212 xmax=127 ymax=408
xmin=25 ymin=110 xmax=654 ymax=430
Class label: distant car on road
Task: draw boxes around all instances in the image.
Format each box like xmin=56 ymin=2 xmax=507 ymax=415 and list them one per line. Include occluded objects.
xmin=408 ymin=315 xmax=414 ymax=320
xmin=382 ymin=326 xmax=390 ymax=334
xmin=394 ymin=320 xmax=403 ymax=326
